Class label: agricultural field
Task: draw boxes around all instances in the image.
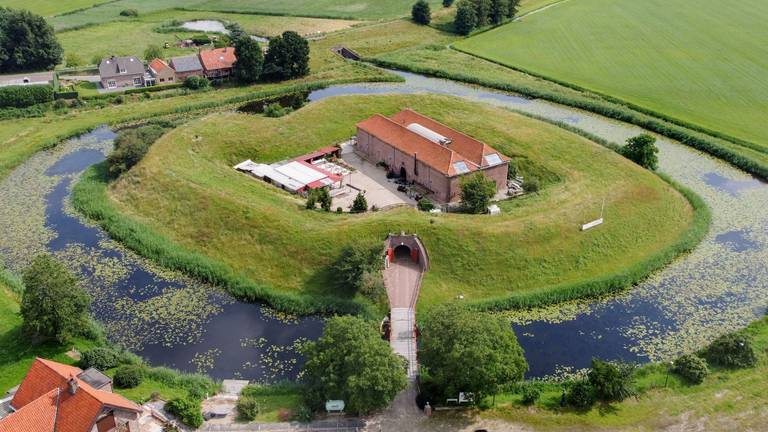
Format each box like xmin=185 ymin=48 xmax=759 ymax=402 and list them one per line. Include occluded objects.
xmin=0 ymin=0 xmax=111 ymax=17
xmin=106 ymin=94 xmax=693 ymax=311
xmin=455 ymin=0 xmax=768 ymax=147
xmin=56 ymin=10 xmax=359 ymax=66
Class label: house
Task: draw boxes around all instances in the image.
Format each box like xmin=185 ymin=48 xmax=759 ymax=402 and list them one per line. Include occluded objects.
xmin=0 ymin=71 xmax=55 ymax=88
xmin=199 ymin=47 xmax=236 ymax=79
xmin=148 ymin=58 xmax=176 ymax=85
xmin=0 ymin=358 xmax=142 ymax=432
xmin=356 ymin=109 xmax=510 ymax=203
xmin=169 ymin=54 xmax=204 ymax=81
xmin=98 ymin=55 xmax=147 ymax=89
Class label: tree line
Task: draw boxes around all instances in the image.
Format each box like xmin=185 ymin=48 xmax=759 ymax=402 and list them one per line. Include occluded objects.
xmin=411 ymin=0 xmax=521 ymax=35
xmin=229 ymin=23 xmax=310 ymax=84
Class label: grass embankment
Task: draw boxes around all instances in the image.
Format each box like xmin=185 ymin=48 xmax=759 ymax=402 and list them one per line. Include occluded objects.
xmin=56 ymin=10 xmax=360 ymax=64
xmin=0 ymin=0 xmax=113 ymax=17
xmin=86 ymin=94 xmax=694 ymax=314
xmin=455 ymin=0 xmax=768 ymax=148
xmin=480 ymin=315 xmax=768 ymax=431
xmin=372 ymin=43 xmax=768 ymax=180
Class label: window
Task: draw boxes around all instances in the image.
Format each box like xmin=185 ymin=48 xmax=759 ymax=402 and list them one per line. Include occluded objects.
xmin=119 ymin=67 xmax=126 ymax=74
xmin=133 ymin=77 xmax=143 ymax=86
xmin=453 ymin=161 xmax=470 ymax=174
xmin=160 ymin=78 xmax=165 ymax=83
xmin=107 ymin=80 xmax=116 ymax=89
xmin=168 ymin=77 xmax=174 ymax=82
xmin=484 ymin=153 xmax=503 ymax=166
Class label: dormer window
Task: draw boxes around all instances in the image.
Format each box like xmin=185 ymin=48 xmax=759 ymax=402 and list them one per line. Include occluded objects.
xmin=119 ymin=66 xmax=126 ymax=73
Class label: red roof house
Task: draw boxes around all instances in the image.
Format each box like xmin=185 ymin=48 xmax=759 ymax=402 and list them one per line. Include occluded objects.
xmin=199 ymin=47 xmax=237 ymax=79
xmin=0 ymin=358 xmax=142 ymax=432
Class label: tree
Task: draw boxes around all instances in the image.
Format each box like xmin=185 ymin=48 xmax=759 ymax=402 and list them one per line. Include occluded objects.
xmin=506 ymin=0 xmax=520 ymax=18
xmin=471 ymin=0 xmax=492 ymax=27
xmin=107 ymin=125 xmax=166 ymax=177
xmin=143 ymin=44 xmax=163 ymax=62
xmin=490 ymin=0 xmax=510 ymax=24
xmin=184 ymin=75 xmax=209 ymax=90
xmin=350 ymin=192 xmax=368 ymax=213
xmin=0 ymin=7 xmax=62 ymax=72
xmin=587 ymin=359 xmax=636 ymax=402
xmin=420 ymin=303 xmax=527 ymax=402
xmin=331 ymin=244 xmax=382 ymax=293
xmin=454 ymin=0 xmax=478 ymax=35
xmin=263 ymin=31 xmax=310 ymax=81
xmin=21 ymin=254 xmax=90 ymax=343
xmin=459 ymin=172 xmax=496 ymax=214
xmin=620 ymin=134 xmax=659 ymax=170
xmin=232 ymin=36 xmax=264 ymax=84
xmin=317 ymin=187 xmax=331 ymax=211
xmin=443 ymin=0 xmax=455 ymax=6
xmin=302 ymin=316 xmax=407 ymax=415
xmin=412 ymin=0 xmax=432 ymax=25
xmin=225 ymin=22 xmax=248 ymax=40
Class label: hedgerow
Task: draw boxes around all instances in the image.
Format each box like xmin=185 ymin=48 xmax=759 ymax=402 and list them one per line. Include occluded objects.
xmin=0 ymin=85 xmax=54 ymax=108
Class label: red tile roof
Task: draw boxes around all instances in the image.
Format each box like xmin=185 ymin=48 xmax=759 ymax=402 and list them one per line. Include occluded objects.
xmin=0 ymin=388 xmax=58 ymax=432
xmin=148 ymin=58 xmax=171 ymax=74
xmin=2 ymin=358 xmax=141 ymax=432
xmin=357 ymin=110 xmax=508 ymax=177
xmin=199 ymin=47 xmax=236 ymax=71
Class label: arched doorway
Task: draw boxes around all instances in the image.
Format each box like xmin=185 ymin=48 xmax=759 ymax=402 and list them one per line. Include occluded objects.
xmin=393 ymin=244 xmax=411 ymax=261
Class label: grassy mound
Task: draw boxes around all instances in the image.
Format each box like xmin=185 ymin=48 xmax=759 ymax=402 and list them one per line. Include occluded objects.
xmin=88 ymin=94 xmax=695 ymax=313
xmin=455 ymin=0 xmax=768 ymax=148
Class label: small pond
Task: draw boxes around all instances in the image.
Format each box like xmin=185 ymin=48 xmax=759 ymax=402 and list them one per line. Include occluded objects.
xmin=238 ymin=92 xmax=309 ymax=114
xmin=180 ymin=20 xmax=269 ymax=43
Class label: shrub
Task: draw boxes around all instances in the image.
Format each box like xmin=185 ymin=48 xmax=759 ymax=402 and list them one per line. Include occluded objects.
xmin=237 ymin=396 xmax=259 ymax=420
xmin=523 ymin=177 xmax=540 ymax=193
xmin=331 ymin=244 xmax=382 ymax=293
xmin=620 ymin=134 xmax=659 ymax=170
xmin=521 ymin=385 xmax=540 ymax=405
xmin=119 ymin=9 xmax=139 ymax=17
xmin=263 ymin=102 xmax=292 ymax=118
xmin=113 ymin=365 xmax=144 ymax=389
xmin=65 ymin=53 xmax=83 ymax=68
xmin=358 ymin=270 xmax=387 ymax=306
xmin=460 ymin=172 xmax=496 ymax=214
xmin=107 ymin=124 xmax=167 ymax=177
xmin=350 ymin=192 xmax=368 ymax=213
xmin=417 ymin=198 xmax=435 ymax=211
xmin=672 ymin=354 xmax=709 ymax=384
xmin=0 ymin=85 xmax=54 ymax=108
xmin=412 ymin=0 xmax=432 ymax=25
xmin=702 ymin=332 xmax=757 ymax=368
xmin=184 ymin=75 xmax=209 ymax=90
xmin=443 ymin=0 xmax=455 ymax=6
xmin=566 ymin=380 xmax=594 ymax=409
xmin=587 ymin=359 xmax=636 ymax=402
xmin=165 ymin=397 xmax=204 ymax=428
xmin=80 ymin=347 xmax=120 ymax=370
xmin=295 ymin=404 xmax=312 ymax=422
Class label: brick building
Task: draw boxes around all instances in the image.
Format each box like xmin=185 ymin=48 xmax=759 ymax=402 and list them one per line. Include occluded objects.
xmin=356 ymin=109 xmax=509 ymax=203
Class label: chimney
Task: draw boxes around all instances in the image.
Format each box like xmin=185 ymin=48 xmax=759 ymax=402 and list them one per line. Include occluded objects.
xmin=67 ymin=376 xmax=78 ymax=395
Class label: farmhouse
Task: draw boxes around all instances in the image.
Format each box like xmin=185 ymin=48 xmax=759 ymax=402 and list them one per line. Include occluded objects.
xmin=169 ymin=54 xmax=204 ymax=80
xmin=148 ymin=58 xmax=176 ymax=84
xmin=98 ymin=56 xmax=147 ymax=89
xmin=199 ymin=47 xmax=236 ymax=79
xmin=235 ymin=147 xmax=345 ymax=194
xmin=0 ymin=358 xmax=142 ymax=432
xmin=356 ymin=109 xmax=509 ymax=203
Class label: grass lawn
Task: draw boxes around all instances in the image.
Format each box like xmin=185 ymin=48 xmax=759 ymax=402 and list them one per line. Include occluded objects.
xmin=0 ymin=0 xmax=112 ymax=17
xmin=455 ymin=0 xmax=768 ymax=148
xmin=106 ymin=94 xmax=693 ymax=312
xmin=238 ymin=384 xmax=303 ymax=422
xmin=478 ymin=315 xmax=768 ymax=431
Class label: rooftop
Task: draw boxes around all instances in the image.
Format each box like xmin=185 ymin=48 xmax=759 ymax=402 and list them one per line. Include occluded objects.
xmin=356 ymin=109 xmax=509 ymax=177
xmin=99 ymin=56 xmax=145 ymax=78
xmin=199 ymin=47 xmax=236 ymax=71
xmin=148 ymin=58 xmax=172 ymax=76
xmin=170 ymin=54 xmax=203 ymax=73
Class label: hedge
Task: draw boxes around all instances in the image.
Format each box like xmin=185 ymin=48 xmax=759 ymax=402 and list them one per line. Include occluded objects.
xmin=367 ymin=56 xmax=768 ymax=181
xmin=0 ymin=84 xmax=54 ymax=108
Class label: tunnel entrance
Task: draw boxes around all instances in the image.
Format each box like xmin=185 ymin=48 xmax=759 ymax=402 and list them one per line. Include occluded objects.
xmin=393 ymin=244 xmax=411 ymax=261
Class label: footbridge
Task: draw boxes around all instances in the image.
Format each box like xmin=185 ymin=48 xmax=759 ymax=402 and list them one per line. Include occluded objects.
xmin=383 ymin=233 xmax=428 ymax=380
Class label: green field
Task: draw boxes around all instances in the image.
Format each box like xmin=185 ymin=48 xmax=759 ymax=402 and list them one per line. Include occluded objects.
xmin=0 ymin=0 xmax=111 ymax=17
xmin=104 ymin=93 xmax=692 ymax=311
xmin=455 ymin=0 xmax=768 ymax=147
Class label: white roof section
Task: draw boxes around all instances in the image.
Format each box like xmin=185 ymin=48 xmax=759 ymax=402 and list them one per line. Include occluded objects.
xmin=484 ymin=153 xmax=503 ymax=166
xmin=406 ymin=123 xmax=451 ymax=145
xmin=274 ymin=161 xmax=326 ymax=185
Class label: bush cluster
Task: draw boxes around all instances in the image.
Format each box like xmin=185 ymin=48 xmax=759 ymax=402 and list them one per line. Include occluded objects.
xmin=417 ymin=198 xmax=435 ymax=211
xmin=165 ymin=397 xmax=204 ymax=428
xmin=263 ymin=102 xmax=293 ymax=118
xmin=0 ymin=85 xmax=54 ymax=108
xmin=521 ymin=385 xmax=540 ymax=405
xmin=184 ymin=76 xmax=210 ymax=90
xmin=702 ymin=332 xmax=757 ymax=368
xmin=454 ymin=0 xmax=519 ymax=35
xmin=588 ymin=359 xmax=636 ymax=402
xmin=565 ymin=380 xmax=594 ymax=409
xmin=119 ymin=9 xmax=139 ymax=17
xmin=80 ymin=347 xmax=121 ymax=370
xmin=113 ymin=365 xmax=144 ymax=389
xmin=107 ymin=124 xmax=167 ymax=177
xmin=412 ymin=0 xmax=431 ymax=25
xmin=237 ymin=396 xmax=260 ymax=420
xmin=672 ymin=354 xmax=709 ymax=384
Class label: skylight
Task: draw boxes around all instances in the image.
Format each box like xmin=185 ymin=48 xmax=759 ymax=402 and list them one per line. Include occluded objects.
xmin=484 ymin=153 xmax=503 ymax=166
xmin=453 ymin=161 xmax=470 ymax=174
